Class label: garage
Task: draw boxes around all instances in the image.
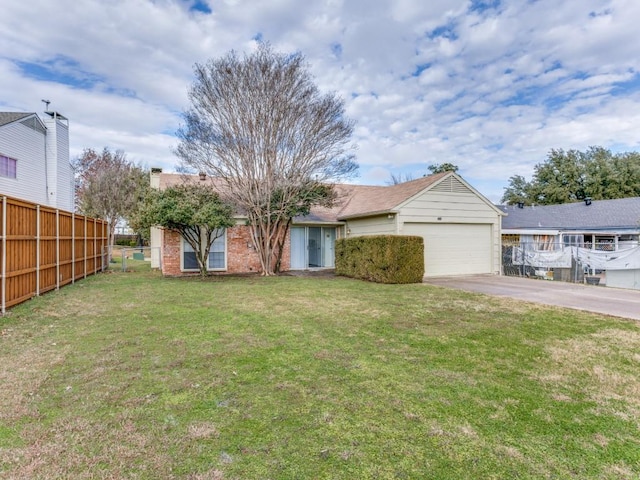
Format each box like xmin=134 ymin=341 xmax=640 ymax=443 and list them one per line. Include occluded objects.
xmin=403 ymin=223 xmax=493 ymax=276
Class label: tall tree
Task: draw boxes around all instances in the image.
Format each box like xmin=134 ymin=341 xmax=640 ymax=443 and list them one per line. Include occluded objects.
xmin=501 ymin=147 xmax=640 ymax=205
xmin=501 ymin=174 xmax=531 ymax=205
xmin=175 ymin=43 xmax=357 ymax=275
xmin=74 ymin=147 xmax=149 ymax=249
xmin=427 ymin=163 xmax=459 ymax=174
xmin=137 ymin=184 xmax=234 ymax=277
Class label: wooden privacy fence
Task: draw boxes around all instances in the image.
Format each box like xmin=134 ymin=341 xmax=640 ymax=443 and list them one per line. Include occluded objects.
xmin=0 ymin=195 xmax=108 ymax=314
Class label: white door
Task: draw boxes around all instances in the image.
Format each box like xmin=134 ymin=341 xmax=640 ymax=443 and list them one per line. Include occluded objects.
xmin=290 ymin=227 xmax=306 ymax=270
xmin=323 ymin=228 xmax=336 ymax=268
xmin=403 ymin=223 xmax=493 ymax=276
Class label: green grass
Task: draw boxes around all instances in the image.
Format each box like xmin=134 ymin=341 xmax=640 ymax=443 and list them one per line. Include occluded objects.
xmin=1 ymin=266 xmax=639 ymax=479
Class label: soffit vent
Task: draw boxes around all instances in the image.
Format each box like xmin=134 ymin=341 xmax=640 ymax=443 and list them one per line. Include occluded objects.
xmin=431 ymin=176 xmax=471 ymax=194
xmin=20 ymin=117 xmax=46 ymax=135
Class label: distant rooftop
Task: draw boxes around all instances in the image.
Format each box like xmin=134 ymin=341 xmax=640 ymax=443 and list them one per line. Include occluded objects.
xmin=0 ymin=112 xmax=34 ymax=127
xmin=499 ymin=197 xmax=640 ymax=231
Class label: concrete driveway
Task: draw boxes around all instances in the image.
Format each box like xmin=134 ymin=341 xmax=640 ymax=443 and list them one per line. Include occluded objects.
xmin=423 ymin=275 xmax=640 ymax=321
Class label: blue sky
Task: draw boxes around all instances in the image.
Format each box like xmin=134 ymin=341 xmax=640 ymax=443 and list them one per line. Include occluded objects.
xmin=2 ymin=0 xmax=639 ymax=201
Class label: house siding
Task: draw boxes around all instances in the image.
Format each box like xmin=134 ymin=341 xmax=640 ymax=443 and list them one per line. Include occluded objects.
xmin=345 ymin=215 xmax=396 ymax=236
xmin=0 ymin=120 xmax=49 ymax=205
xmin=400 ymin=191 xmax=500 ymax=222
xmin=45 ymin=117 xmax=74 ymax=212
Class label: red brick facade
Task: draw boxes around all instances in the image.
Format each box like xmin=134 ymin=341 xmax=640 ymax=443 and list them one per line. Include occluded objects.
xmin=161 ymin=225 xmax=290 ymax=276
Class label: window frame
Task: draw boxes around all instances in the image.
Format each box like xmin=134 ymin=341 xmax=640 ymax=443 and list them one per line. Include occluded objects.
xmin=0 ymin=154 xmax=17 ymax=179
xmin=180 ymin=227 xmax=227 ymax=272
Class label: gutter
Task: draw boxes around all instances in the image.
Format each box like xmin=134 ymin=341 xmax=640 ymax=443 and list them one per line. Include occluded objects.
xmin=337 ymin=209 xmax=398 ymax=221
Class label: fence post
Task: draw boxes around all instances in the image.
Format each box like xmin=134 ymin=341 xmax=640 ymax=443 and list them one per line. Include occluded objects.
xmin=56 ymin=209 xmax=60 ymax=290
xmin=1 ymin=196 xmax=6 ymax=315
xmin=71 ymin=212 xmax=75 ymax=284
xmin=36 ymin=205 xmax=40 ymax=296
xmin=84 ymin=216 xmax=87 ymax=279
xmin=93 ymin=218 xmax=96 ymax=274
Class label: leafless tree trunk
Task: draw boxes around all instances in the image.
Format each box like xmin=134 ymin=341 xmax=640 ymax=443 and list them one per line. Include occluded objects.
xmin=176 ymin=44 xmax=357 ymax=275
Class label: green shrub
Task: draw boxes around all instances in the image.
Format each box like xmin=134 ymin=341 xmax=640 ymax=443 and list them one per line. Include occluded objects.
xmin=335 ymin=235 xmax=424 ymax=284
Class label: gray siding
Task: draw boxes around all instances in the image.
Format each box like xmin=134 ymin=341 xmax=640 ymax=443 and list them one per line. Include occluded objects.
xmin=0 ymin=120 xmax=49 ymax=205
xmin=44 ymin=117 xmax=74 ymax=211
xmin=55 ymin=121 xmax=74 ymax=211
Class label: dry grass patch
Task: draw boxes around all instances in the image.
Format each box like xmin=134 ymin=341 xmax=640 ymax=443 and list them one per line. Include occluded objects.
xmin=540 ymin=328 xmax=640 ymax=419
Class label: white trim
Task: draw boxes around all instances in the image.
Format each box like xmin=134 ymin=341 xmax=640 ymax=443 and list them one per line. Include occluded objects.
xmin=502 ymin=229 xmax=560 ymax=236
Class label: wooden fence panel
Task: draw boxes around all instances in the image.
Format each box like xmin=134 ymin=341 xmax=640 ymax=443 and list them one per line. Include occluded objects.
xmin=1 ymin=195 xmax=108 ymax=314
xmin=59 ymin=211 xmax=74 ymax=287
xmin=39 ymin=206 xmax=58 ymax=294
xmin=74 ymin=215 xmax=86 ymax=281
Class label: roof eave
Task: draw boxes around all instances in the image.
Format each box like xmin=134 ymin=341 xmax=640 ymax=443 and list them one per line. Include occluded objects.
xmin=292 ymin=220 xmax=345 ymax=226
xmin=501 ymin=228 xmax=560 ymax=236
xmin=337 ymin=209 xmax=398 ymax=221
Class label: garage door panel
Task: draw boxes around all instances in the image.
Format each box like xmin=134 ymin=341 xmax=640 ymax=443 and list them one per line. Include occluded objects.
xmin=404 ymin=223 xmax=492 ymax=276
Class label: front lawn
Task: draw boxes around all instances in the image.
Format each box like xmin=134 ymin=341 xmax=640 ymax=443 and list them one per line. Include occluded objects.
xmin=1 ymin=267 xmax=639 ymax=479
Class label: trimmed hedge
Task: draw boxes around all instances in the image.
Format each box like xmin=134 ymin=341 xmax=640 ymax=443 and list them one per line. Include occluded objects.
xmin=335 ymin=235 xmax=424 ymax=284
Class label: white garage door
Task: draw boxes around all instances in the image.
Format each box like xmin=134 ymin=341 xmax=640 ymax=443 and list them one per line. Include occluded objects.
xmin=403 ymin=223 xmax=493 ymax=276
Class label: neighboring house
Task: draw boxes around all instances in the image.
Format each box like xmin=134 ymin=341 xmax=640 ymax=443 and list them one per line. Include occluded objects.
xmin=499 ymin=198 xmax=640 ymax=289
xmin=0 ymin=110 xmax=74 ymax=212
xmin=499 ymin=198 xmax=640 ymax=250
xmin=150 ymin=170 xmax=504 ymax=277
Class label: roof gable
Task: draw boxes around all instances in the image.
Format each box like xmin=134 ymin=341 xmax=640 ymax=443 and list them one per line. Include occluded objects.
xmin=394 ymin=172 xmax=505 ymax=216
xmin=0 ymin=112 xmax=47 ymax=135
xmin=0 ymin=112 xmax=35 ymax=127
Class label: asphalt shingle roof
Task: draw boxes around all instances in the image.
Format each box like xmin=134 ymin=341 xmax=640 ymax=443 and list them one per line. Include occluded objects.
xmin=159 ymin=171 xmax=451 ymax=223
xmin=499 ymin=197 xmax=640 ymax=230
xmin=0 ymin=112 xmax=34 ymax=127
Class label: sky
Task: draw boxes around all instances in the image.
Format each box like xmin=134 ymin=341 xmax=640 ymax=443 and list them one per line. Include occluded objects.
xmin=2 ymin=0 xmax=639 ymax=202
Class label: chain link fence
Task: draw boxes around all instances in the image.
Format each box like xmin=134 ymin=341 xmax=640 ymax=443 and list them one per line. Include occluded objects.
xmin=502 ymin=241 xmax=640 ymax=286
xmin=103 ymin=246 xmax=161 ymax=272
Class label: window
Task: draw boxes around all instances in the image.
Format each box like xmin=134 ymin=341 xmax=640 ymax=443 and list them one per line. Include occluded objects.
xmin=563 ymin=234 xmax=584 ymax=247
xmin=182 ymin=228 xmax=226 ymax=271
xmin=0 ymin=155 xmax=16 ymax=179
xmin=208 ymin=233 xmax=225 ymax=269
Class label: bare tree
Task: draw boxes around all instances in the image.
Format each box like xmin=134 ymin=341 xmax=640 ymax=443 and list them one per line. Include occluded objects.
xmin=176 ymin=44 xmax=357 ymax=275
xmin=387 ymin=172 xmax=415 ymax=185
xmin=74 ymin=147 xmax=148 ymax=250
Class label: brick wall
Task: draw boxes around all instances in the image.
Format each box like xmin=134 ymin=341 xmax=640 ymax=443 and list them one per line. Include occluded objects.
xmin=226 ymin=225 xmax=263 ymax=273
xmin=161 ymin=225 xmax=290 ymax=276
xmin=161 ymin=229 xmax=182 ymax=276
